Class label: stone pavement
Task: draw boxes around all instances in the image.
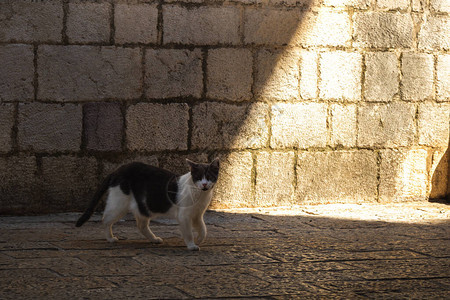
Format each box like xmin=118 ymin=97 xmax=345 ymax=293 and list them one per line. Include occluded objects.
xmin=1 ymin=203 xmax=449 ymax=299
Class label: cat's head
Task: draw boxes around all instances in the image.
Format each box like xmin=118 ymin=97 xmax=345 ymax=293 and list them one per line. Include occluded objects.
xmin=186 ymin=158 xmax=220 ymax=191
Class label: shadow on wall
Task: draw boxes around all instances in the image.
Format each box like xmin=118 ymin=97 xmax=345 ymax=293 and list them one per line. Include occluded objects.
xmin=430 ymin=139 xmax=450 ymax=203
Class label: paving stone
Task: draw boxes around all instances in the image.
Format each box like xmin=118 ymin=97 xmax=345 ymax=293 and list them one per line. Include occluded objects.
xmin=0 ymin=1 xmax=63 ymax=43
xmin=0 ymin=44 xmax=34 ymax=101
xmin=67 ymin=2 xmax=111 ymax=43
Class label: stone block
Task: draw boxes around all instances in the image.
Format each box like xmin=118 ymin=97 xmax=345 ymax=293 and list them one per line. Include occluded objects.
xmin=41 ymin=156 xmax=98 ymax=212
xmin=296 ymin=150 xmax=378 ymax=204
xmin=429 ymin=149 xmax=449 ymax=199
xmin=255 ymin=48 xmax=301 ymax=101
xmin=357 ymin=102 xmax=415 ymax=148
xmin=401 ymin=53 xmax=433 ymax=101
xmin=114 ymin=4 xmax=158 ymax=44
xmin=323 ymin=0 xmax=371 ymax=8
xmin=163 ymin=5 xmax=240 ymax=45
xmin=330 ymin=104 xmax=357 ymax=148
xmin=0 ymin=104 xmax=14 ymax=153
xmin=67 ymin=2 xmax=111 ymax=43
xmin=84 ymin=102 xmax=123 ymax=151
xmin=0 ymin=1 xmax=63 ymax=42
xmin=207 ymin=48 xmax=253 ymax=102
xmin=0 ymin=156 xmax=38 ymax=213
xmin=192 ymin=102 xmax=269 ymax=150
xmin=271 ymin=102 xmax=327 ymax=149
xmin=411 ymin=0 xmax=424 ymax=11
xmin=18 ymin=103 xmax=82 ymax=152
xmin=319 ymin=51 xmax=362 ymax=101
xmin=255 ymin=151 xmax=295 ymax=207
xmin=437 ymin=54 xmax=450 ymax=102
xmin=210 ymin=152 xmax=254 ymax=209
xmin=418 ymin=16 xmax=450 ymax=51
xmin=353 ymin=12 xmax=414 ymax=48
xmin=38 ymin=45 xmax=141 ymax=101
xmin=418 ymin=103 xmax=450 ymax=147
xmin=244 ymin=8 xmax=350 ymax=47
xmin=376 ymin=0 xmax=409 ymax=10
xmin=126 ymin=103 xmax=189 ymax=151
xmin=158 ymin=153 xmax=208 ymax=175
xmin=0 ymin=45 xmax=34 ymax=101
xmin=364 ymin=52 xmax=399 ymax=102
xmin=431 ymin=0 xmax=450 ymax=12
xmin=299 ymin=50 xmax=318 ymax=100
xmin=379 ymin=148 xmax=428 ymax=202
xmin=102 ymin=155 xmax=159 ymax=178
xmin=145 ymin=49 xmax=203 ymax=99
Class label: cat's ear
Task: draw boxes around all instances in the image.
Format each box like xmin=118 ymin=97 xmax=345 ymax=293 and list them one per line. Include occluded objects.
xmin=186 ymin=159 xmax=198 ymax=170
xmin=210 ymin=157 xmax=220 ymax=169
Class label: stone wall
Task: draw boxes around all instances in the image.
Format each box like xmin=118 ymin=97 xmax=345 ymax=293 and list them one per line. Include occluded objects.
xmin=0 ymin=0 xmax=449 ymax=214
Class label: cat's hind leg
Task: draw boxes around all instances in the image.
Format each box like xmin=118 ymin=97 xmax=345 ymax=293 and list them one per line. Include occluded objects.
xmin=103 ymin=186 xmax=130 ymax=243
xmin=134 ymin=215 xmax=163 ymax=244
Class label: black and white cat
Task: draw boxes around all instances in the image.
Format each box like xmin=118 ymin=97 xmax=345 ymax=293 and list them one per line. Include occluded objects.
xmin=76 ymin=158 xmax=220 ymax=251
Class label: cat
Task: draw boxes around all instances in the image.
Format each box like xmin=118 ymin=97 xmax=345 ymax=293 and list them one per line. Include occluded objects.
xmin=76 ymin=158 xmax=220 ymax=251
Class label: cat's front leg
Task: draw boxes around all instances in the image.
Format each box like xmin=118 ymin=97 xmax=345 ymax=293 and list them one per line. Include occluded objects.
xmin=194 ymin=217 xmax=207 ymax=245
xmin=178 ymin=215 xmax=199 ymax=251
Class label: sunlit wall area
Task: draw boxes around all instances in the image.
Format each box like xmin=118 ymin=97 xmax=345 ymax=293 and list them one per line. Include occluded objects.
xmin=0 ymin=0 xmax=448 ymax=213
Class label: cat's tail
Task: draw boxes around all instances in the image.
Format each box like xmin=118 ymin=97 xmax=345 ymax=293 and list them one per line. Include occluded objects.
xmin=76 ymin=174 xmax=112 ymax=227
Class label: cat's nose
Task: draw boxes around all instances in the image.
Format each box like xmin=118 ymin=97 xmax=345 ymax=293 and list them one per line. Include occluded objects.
xmin=202 ymin=183 xmax=207 ymax=188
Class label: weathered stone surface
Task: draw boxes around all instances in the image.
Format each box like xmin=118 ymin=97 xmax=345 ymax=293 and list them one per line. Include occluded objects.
xmin=357 ymin=102 xmax=415 ymax=148
xmin=145 ymin=49 xmax=203 ymax=99
xmin=376 ymin=0 xmax=409 ymax=10
xmin=436 ymin=54 xmax=450 ymax=101
xmin=163 ymin=5 xmax=240 ymax=45
xmin=255 ymin=48 xmax=300 ymax=101
xmin=207 ymin=48 xmax=253 ymax=101
xmin=323 ymin=0 xmax=371 ymax=8
xmin=319 ymin=51 xmax=362 ymax=101
xmin=0 ymin=44 xmax=34 ymax=101
xmin=126 ymin=103 xmax=189 ymax=151
xmin=401 ymin=53 xmax=433 ymax=101
xmin=41 ymin=156 xmax=98 ymax=212
xmin=192 ymin=102 xmax=269 ymax=150
xmin=380 ymin=149 xmax=428 ymax=202
xmin=255 ymin=151 xmax=295 ymax=207
xmin=102 ymin=155 xmax=159 ymax=178
xmin=84 ymin=102 xmax=123 ymax=152
xmin=364 ymin=52 xmax=398 ymax=102
xmin=38 ymin=45 xmax=142 ymax=101
xmin=158 ymin=153 xmax=208 ymax=175
xmin=0 ymin=104 xmax=14 ymax=153
xmin=210 ymin=152 xmax=253 ymax=208
xmin=430 ymin=0 xmax=450 ymax=12
xmin=418 ymin=16 xmax=450 ymax=50
xmin=114 ymin=4 xmax=158 ymax=44
xmin=297 ymin=150 xmax=378 ymax=203
xmin=429 ymin=149 xmax=449 ymax=199
xmin=67 ymin=2 xmax=111 ymax=43
xmin=271 ymin=102 xmax=327 ymax=149
xmin=18 ymin=103 xmax=82 ymax=152
xmin=418 ymin=103 xmax=450 ymax=147
xmin=411 ymin=0 xmax=424 ymax=11
xmin=330 ymin=104 xmax=357 ymax=148
xmin=0 ymin=1 xmax=63 ymax=42
xmin=353 ymin=12 xmax=414 ymax=48
xmin=0 ymin=156 xmax=38 ymax=213
xmin=299 ymin=50 xmax=318 ymax=100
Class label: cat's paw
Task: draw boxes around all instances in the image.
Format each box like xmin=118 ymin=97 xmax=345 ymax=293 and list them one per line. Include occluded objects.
xmin=151 ymin=237 xmax=163 ymax=244
xmin=107 ymin=236 xmax=119 ymax=243
xmin=187 ymin=244 xmax=200 ymax=251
